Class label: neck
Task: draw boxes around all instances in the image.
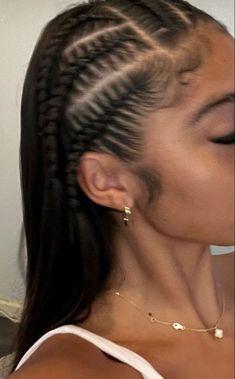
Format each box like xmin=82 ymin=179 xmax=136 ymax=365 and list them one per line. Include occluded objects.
xmin=106 ymin=217 xmax=225 ymax=337
xmin=81 ymin=215 xmax=233 ymax=344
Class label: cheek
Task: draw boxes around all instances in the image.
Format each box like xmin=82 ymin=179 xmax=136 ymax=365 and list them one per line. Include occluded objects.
xmin=146 ymin=145 xmax=234 ymax=244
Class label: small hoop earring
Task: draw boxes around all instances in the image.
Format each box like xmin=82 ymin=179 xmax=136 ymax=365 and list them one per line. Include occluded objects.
xmin=123 ymin=206 xmax=131 ymax=226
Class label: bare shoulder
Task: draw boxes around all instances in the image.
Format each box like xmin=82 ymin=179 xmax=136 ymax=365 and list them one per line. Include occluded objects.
xmin=6 ymin=332 xmax=140 ymax=379
xmin=5 ymin=333 xmax=110 ymax=379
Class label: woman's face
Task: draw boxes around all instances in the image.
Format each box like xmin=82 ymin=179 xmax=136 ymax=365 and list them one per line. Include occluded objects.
xmin=136 ymin=27 xmax=234 ymax=246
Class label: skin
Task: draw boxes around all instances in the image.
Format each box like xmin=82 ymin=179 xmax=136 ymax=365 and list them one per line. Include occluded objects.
xmin=8 ymin=25 xmax=234 ymax=379
xmin=76 ymin=25 xmax=235 ymax=371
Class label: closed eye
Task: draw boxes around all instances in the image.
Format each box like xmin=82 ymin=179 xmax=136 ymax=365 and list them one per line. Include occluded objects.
xmin=211 ymin=132 xmax=235 ymax=145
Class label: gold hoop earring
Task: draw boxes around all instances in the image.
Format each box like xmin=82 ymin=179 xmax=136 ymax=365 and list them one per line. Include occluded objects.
xmin=123 ymin=206 xmax=131 ymax=226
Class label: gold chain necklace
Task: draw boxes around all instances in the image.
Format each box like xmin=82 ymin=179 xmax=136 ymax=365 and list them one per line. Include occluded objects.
xmin=113 ymin=285 xmax=225 ymax=339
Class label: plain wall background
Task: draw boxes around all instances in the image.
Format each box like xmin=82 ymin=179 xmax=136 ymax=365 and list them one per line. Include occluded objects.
xmin=0 ymin=0 xmax=234 ymax=304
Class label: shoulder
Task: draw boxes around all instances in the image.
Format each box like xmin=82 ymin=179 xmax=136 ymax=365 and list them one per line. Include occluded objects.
xmin=6 ymin=333 xmax=110 ymax=379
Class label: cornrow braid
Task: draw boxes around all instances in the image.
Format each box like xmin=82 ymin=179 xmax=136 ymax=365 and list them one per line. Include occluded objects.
xmin=36 ymin=7 xmax=124 ymax=140
xmin=157 ymin=0 xmax=229 ymax=32
xmin=105 ymin=0 xmax=192 ymax=33
xmin=36 ymin=6 xmax=97 ymax=134
xmin=65 ymin=61 xmax=158 ymax=212
xmin=36 ymin=12 xmax=129 ymax=214
xmin=39 ymin=23 xmax=152 ymax=212
xmin=36 ymin=9 xmax=125 ymax=138
xmin=161 ymin=0 xmax=200 ymax=15
xmin=125 ymin=0 xmax=190 ymax=29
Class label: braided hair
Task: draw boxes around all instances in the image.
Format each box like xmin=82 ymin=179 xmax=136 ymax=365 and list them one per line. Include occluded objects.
xmin=10 ymin=0 xmax=229 ymax=373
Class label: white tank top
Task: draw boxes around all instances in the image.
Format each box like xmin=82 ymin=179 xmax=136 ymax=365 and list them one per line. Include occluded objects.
xmin=14 ymin=324 xmax=164 ymax=379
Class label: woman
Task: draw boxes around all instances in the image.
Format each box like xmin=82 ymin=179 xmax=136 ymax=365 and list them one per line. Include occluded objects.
xmin=7 ymin=0 xmax=234 ymax=378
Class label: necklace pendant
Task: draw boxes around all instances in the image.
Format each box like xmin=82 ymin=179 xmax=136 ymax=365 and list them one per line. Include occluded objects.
xmin=214 ymin=328 xmax=223 ymax=338
xmin=172 ymin=322 xmax=186 ymax=331
xmin=148 ymin=313 xmax=157 ymax=323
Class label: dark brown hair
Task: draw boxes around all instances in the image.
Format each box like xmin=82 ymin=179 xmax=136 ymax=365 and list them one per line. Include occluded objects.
xmin=10 ymin=0 xmax=229 ymax=373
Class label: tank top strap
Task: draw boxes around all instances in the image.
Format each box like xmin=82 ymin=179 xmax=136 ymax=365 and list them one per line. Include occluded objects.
xmin=15 ymin=324 xmax=164 ymax=379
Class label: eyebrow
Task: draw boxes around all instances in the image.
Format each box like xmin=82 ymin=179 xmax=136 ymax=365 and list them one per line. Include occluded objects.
xmin=188 ymin=92 xmax=235 ymax=127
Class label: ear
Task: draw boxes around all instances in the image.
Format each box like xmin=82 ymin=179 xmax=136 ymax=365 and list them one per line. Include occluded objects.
xmin=76 ymin=152 xmax=134 ymax=211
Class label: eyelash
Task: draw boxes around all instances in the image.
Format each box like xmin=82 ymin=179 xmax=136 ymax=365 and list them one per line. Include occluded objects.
xmin=211 ymin=132 xmax=235 ymax=145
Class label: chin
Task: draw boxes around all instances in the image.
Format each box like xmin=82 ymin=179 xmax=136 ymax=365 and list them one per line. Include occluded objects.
xmin=214 ymin=220 xmax=235 ymax=246
xmin=210 ymin=238 xmax=235 ymax=247
xmin=208 ymin=230 xmax=234 ymax=247
xmin=213 ymin=243 xmax=235 ymax=248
